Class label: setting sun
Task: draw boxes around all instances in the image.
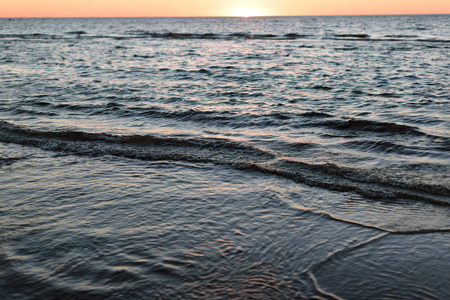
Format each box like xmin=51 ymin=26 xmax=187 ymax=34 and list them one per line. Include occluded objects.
xmin=229 ymin=6 xmax=265 ymax=17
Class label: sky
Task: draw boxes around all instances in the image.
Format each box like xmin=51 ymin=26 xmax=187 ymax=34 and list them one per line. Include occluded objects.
xmin=1 ymin=0 xmax=450 ymax=18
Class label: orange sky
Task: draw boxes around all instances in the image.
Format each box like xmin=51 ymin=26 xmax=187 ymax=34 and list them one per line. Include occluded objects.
xmin=1 ymin=0 xmax=450 ymax=18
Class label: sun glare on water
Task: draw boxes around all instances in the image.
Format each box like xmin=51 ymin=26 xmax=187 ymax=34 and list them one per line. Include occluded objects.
xmin=229 ymin=6 xmax=264 ymax=17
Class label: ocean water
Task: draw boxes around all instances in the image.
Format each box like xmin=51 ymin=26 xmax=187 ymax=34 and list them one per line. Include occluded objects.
xmin=0 ymin=15 xmax=449 ymax=299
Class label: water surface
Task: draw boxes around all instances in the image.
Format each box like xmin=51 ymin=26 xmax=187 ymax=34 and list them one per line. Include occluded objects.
xmin=1 ymin=15 xmax=449 ymax=299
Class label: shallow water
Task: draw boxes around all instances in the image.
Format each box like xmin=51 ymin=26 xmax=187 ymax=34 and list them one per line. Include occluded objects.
xmin=1 ymin=15 xmax=449 ymax=299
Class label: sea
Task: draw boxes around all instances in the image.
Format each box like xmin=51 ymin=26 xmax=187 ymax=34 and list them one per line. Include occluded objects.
xmin=0 ymin=15 xmax=449 ymax=299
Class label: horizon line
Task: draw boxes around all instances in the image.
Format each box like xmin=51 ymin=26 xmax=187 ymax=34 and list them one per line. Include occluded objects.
xmin=1 ymin=13 xmax=449 ymax=19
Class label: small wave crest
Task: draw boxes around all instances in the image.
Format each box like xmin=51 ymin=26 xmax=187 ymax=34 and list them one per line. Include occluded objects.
xmin=0 ymin=33 xmax=63 ymax=40
xmin=0 ymin=157 xmax=26 ymax=166
xmin=1 ymin=30 xmax=448 ymax=44
xmin=1 ymin=121 xmax=448 ymax=209
xmin=0 ymin=31 xmax=314 ymax=41
xmin=0 ymin=120 xmax=274 ymax=163
xmin=234 ymin=160 xmax=449 ymax=206
xmin=334 ymin=34 xmax=370 ymax=39
xmin=318 ymin=119 xmax=424 ymax=135
xmin=125 ymin=31 xmax=313 ymax=40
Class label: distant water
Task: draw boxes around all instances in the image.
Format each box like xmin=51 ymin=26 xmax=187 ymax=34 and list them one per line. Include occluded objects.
xmin=1 ymin=15 xmax=449 ymax=299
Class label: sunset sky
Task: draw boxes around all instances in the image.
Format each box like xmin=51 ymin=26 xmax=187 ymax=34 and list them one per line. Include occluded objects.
xmin=1 ymin=0 xmax=450 ymax=18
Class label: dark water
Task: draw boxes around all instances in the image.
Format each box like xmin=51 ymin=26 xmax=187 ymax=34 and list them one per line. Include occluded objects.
xmin=0 ymin=15 xmax=449 ymax=299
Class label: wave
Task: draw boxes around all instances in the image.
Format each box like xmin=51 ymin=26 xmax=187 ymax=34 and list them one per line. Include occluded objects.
xmin=21 ymin=101 xmax=303 ymax=128
xmin=125 ymin=31 xmax=314 ymax=40
xmin=18 ymin=101 xmax=450 ymax=151
xmin=0 ymin=33 xmax=64 ymax=40
xmin=327 ymin=34 xmax=450 ymax=43
xmin=0 ymin=32 xmax=312 ymax=41
xmin=340 ymin=140 xmax=435 ymax=156
xmin=13 ymin=101 xmax=450 ymax=158
xmin=2 ymin=31 xmax=447 ymax=43
xmin=1 ymin=120 xmax=448 ymax=208
xmin=0 ymin=156 xmax=26 ymax=166
xmin=316 ymin=119 xmax=425 ymax=135
xmin=66 ymin=31 xmax=87 ymax=35
xmin=334 ymin=34 xmax=370 ymax=39
xmin=0 ymin=120 xmax=273 ymax=161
